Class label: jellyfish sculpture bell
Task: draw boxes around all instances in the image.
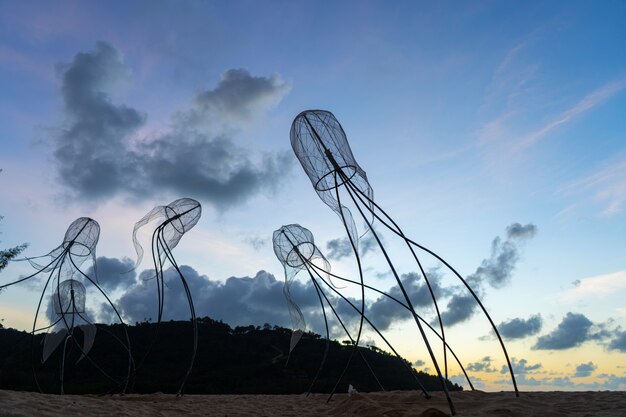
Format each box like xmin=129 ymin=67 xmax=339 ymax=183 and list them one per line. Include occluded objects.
xmin=61 ymin=217 xmax=100 ymax=259
xmin=0 ymin=217 xmax=132 ymax=394
xmin=291 ymin=110 xmax=519 ymax=415
xmin=291 ymin=110 xmax=373 ymax=244
xmin=131 ymin=197 xmax=202 ymax=396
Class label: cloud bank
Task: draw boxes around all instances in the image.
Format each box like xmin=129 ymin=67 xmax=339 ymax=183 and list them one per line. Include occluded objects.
xmin=497 ymin=314 xmax=542 ymax=339
xmin=533 ymin=312 xmax=612 ymax=350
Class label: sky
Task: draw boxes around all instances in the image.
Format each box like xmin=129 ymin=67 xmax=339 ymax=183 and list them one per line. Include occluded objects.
xmin=0 ymin=0 xmax=625 ymax=391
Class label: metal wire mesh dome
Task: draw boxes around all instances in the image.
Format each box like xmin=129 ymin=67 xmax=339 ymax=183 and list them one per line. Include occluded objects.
xmin=53 ymin=279 xmax=86 ymax=314
xmin=290 ymin=110 xmax=361 ymax=191
xmin=61 ymin=217 xmax=100 ymax=257
xmin=290 ymin=110 xmax=374 ymax=224
xmin=162 ymin=198 xmax=202 ymax=248
xmin=272 ymin=224 xmax=318 ymax=269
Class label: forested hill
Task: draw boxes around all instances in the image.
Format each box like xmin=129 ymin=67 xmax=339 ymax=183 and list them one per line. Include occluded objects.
xmin=0 ymin=318 xmax=462 ymax=395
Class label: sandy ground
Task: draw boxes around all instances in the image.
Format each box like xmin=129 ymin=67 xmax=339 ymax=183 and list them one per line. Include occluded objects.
xmin=0 ymin=390 xmax=625 ymax=416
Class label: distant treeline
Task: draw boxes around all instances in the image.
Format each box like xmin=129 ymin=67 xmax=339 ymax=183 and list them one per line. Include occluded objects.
xmin=0 ymin=318 xmax=462 ymax=395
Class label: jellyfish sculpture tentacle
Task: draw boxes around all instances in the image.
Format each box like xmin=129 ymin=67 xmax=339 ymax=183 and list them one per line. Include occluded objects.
xmin=291 ymin=110 xmax=519 ymax=414
xmin=131 ymin=197 xmax=202 ymax=396
xmin=305 ymin=260 xmax=475 ymax=391
xmin=273 ymin=224 xmax=443 ymax=398
xmin=0 ymin=217 xmax=133 ymax=394
xmin=306 ymin=269 xmax=386 ymax=394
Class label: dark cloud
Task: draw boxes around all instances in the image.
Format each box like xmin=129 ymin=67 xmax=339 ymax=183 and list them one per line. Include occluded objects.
xmin=325 ymin=233 xmax=379 ymax=261
xmin=608 ymin=330 xmax=626 ymax=352
xmin=434 ymin=223 xmax=537 ymax=326
xmin=414 ymin=359 xmax=426 ymax=367
xmin=54 ymin=42 xmax=145 ymax=200
xmin=359 ymin=232 xmax=379 ymax=256
xmin=500 ymin=357 xmax=542 ymax=375
xmin=466 ymin=356 xmax=497 ymax=373
xmin=325 ymin=237 xmax=352 ymax=261
xmin=466 ymin=223 xmax=537 ymax=289
xmin=440 ymin=293 xmax=477 ymax=326
xmin=112 ymin=266 xmax=326 ymax=332
xmin=467 ymin=237 xmax=518 ymax=288
xmin=497 ymin=314 xmax=542 ymax=339
xmin=368 ymin=271 xmax=450 ymax=330
xmin=533 ymin=313 xmax=596 ymax=350
xmin=53 ymin=42 xmax=291 ymax=209
xmin=573 ymin=362 xmax=597 ymax=378
xmin=187 ymin=68 xmax=290 ymax=125
xmin=86 ymin=256 xmax=136 ymax=293
xmin=505 ymin=223 xmax=537 ymax=240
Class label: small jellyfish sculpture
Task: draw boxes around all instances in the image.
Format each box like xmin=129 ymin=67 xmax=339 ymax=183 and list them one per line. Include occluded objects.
xmin=43 ymin=279 xmax=96 ymax=394
xmin=273 ymin=224 xmax=474 ymax=398
xmin=0 ymin=217 xmax=132 ymax=394
xmin=291 ymin=110 xmax=518 ymax=415
xmin=131 ymin=197 xmax=202 ymax=396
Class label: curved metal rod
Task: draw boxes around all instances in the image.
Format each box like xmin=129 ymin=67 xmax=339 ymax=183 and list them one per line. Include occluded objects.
xmin=306 ymin=268 xmax=385 ymax=393
xmin=131 ymin=222 xmax=168 ymax=390
xmin=279 ymin=229 xmax=382 ymax=394
xmin=73 ymin=257 xmax=134 ymax=393
xmin=0 ymin=255 xmax=60 ymax=290
xmin=60 ymin=334 xmax=72 ymax=394
xmin=307 ymin=261 xmax=431 ymax=397
xmin=30 ymin=255 xmax=65 ymax=393
xmin=326 ymin=171 xmax=367 ymax=402
xmin=336 ymin=169 xmax=455 ymax=415
xmin=305 ymin=272 xmax=331 ymax=396
xmin=158 ymin=224 xmax=198 ymax=397
xmin=347 ymin=180 xmax=519 ymax=396
xmin=344 ymin=180 xmax=449 ymax=380
xmin=307 ymin=261 xmax=475 ymax=390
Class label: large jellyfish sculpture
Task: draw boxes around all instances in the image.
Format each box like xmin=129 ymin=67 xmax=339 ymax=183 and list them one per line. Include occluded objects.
xmin=290 ymin=110 xmax=518 ymax=415
xmin=0 ymin=217 xmax=132 ymax=394
xmin=131 ymin=197 xmax=202 ymax=396
xmin=273 ymin=224 xmax=474 ymax=399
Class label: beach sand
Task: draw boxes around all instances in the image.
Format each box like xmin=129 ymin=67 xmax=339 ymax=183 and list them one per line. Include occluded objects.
xmin=0 ymin=389 xmax=624 ymax=416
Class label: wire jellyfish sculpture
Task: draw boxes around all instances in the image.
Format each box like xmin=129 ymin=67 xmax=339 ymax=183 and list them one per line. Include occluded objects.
xmin=131 ymin=197 xmax=202 ymax=396
xmin=290 ymin=110 xmax=519 ymax=415
xmin=0 ymin=217 xmax=132 ymax=394
xmin=273 ymin=223 xmax=476 ymax=398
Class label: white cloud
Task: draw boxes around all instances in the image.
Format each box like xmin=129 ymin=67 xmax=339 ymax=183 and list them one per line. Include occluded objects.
xmin=516 ymin=78 xmax=626 ymax=149
xmin=559 ymin=270 xmax=626 ymax=302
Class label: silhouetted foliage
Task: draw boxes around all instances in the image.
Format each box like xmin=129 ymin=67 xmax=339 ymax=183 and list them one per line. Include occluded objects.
xmin=0 ymin=318 xmax=462 ymax=394
xmin=0 ymin=242 xmax=27 ymax=272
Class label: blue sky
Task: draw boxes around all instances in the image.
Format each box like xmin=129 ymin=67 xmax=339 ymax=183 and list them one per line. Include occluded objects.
xmin=1 ymin=1 xmax=625 ymax=391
